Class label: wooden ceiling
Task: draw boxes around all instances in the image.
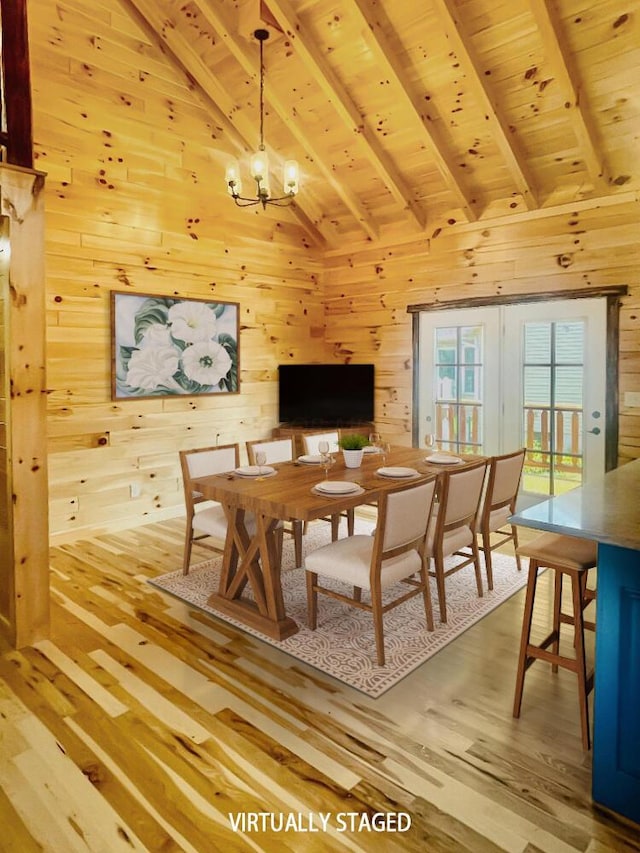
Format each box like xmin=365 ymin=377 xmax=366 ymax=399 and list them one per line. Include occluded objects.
xmin=125 ymin=0 xmax=639 ymax=247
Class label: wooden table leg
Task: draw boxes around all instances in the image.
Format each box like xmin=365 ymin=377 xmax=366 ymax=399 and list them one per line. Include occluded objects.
xmin=207 ymin=508 xmax=299 ymax=641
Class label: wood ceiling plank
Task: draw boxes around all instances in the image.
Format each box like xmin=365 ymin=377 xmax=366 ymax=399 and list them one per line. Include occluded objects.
xmin=431 ymin=0 xmax=539 ymax=211
xmin=527 ymin=0 xmax=610 ymax=192
xmin=122 ymin=0 xmax=328 ymax=246
xmin=192 ymin=0 xmax=381 ymax=241
xmin=346 ymin=0 xmax=479 ymax=223
xmin=264 ymin=0 xmax=427 ymax=231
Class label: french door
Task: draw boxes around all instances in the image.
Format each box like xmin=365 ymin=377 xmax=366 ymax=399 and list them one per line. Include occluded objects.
xmin=417 ymin=299 xmax=607 ymax=499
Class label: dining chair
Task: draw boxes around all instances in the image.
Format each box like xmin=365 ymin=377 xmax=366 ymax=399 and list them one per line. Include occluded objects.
xmin=246 ymin=437 xmax=303 ymax=568
xmin=301 ymin=430 xmax=340 ymax=456
xmin=305 ymin=477 xmax=438 ymax=666
xmin=425 ymin=458 xmax=489 ymax=623
xmin=300 ymin=430 xmax=354 ymax=538
xmin=179 ymin=443 xmax=257 ymax=575
xmin=478 ymin=448 xmax=526 ymax=590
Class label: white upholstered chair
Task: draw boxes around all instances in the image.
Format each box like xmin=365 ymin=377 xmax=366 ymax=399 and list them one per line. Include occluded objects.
xmin=478 ymin=448 xmax=526 ymax=589
xmin=180 ymin=443 xmax=257 ymax=575
xmin=305 ymin=477 xmax=438 ymax=666
xmin=247 ymin=437 xmax=295 ymax=466
xmin=425 ymin=459 xmax=488 ymax=623
xmin=246 ymin=437 xmax=303 ymax=567
xmin=301 ymin=430 xmax=340 ymax=456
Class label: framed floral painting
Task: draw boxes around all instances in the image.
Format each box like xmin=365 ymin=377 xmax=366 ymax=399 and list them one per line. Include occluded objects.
xmin=110 ymin=291 xmax=239 ymax=399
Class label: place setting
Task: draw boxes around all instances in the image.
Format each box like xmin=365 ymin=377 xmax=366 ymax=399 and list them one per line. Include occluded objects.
xmin=234 ymin=451 xmax=278 ymax=478
xmin=310 ymin=440 xmax=364 ymax=496
xmin=422 ymin=433 xmax=462 ymax=465
xmin=423 ymin=453 xmax=463 ymax=465
xmin=311 ymin=479 xmax=365 ymax=497
xmin=297 ymin=454 xmax=324 ymax=464
xmin=375 ymin=466 xmax=421 ymax=480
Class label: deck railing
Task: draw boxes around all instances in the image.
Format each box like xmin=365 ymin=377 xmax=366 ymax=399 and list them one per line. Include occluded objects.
xmin=434 ymin=401 xmax=583 ymax=475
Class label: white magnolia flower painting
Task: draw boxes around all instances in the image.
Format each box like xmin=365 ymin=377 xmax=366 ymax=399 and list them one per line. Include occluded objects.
xmin=111 ymin=292 xmax=239 ymax=399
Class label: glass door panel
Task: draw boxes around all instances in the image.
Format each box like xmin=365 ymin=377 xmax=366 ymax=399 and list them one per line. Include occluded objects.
xmin=434 ymin=323 xmax=484 ymax=454
xmin=504 ymin=299 xmax=606 ymax=499
xmin=521 ymin=322 xmax=585 ymax=496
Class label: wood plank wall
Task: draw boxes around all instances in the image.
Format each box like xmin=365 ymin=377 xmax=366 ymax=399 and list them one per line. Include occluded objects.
xmin=29 ymin=0 xmax=327 ymax=543
xmin=323 ymin=196 xmax=640 ymax=458
xmin=29 ymin=0 xmax=640 ymax=545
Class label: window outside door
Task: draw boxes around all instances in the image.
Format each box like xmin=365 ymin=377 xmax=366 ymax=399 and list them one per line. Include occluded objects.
xmin=417 ymin=299 xmax=607 ymax=499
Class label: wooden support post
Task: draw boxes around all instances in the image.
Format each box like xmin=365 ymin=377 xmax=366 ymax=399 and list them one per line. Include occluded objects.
xmin=0 ymin=163 xmax=49 ymax=647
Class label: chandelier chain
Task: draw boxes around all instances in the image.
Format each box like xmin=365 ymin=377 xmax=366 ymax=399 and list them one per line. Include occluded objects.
xmin=258 ymin=36 xmax=265 ymax=151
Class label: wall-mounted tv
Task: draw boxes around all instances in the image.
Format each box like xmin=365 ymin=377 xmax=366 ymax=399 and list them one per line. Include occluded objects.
xmin=278 ymin=363 xmax=374 ymax=427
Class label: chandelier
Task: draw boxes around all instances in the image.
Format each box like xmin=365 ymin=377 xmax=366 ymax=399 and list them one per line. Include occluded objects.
xmin=225 ymin=29 xmax=300 ymax=209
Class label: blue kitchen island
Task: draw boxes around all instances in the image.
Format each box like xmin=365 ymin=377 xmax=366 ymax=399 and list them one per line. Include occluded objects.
xmin=511 ymin=459 xmax=640 ymax=827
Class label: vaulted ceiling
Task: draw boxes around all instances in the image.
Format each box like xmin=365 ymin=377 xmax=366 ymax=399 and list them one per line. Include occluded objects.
xmin=125 ymin=0 xmax=639 ymax=247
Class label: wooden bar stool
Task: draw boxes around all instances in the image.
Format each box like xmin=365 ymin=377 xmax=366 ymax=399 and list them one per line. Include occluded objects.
xmin=513 ymin=532 xmax=597 ymax=749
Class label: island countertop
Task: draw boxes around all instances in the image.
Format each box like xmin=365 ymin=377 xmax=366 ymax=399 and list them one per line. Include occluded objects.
xmin=510 ymin=458 xmax=640 ymax=551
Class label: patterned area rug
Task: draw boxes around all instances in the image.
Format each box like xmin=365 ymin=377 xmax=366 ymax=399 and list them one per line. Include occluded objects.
xmin=148 ymin=521 xmax=527 ymax=698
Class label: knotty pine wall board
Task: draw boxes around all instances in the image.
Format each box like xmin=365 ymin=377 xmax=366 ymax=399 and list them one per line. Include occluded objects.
xmin=31 ymin=0 xmax=327 ymax=541
xmin=29 ymin=0 xmax=640 ymax=543
xmin=324 ymin=199 xmax=640 ymax=461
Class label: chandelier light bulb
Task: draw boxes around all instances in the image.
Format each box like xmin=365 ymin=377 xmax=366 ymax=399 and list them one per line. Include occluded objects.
xmin=250 ymin=147 xmax=269 ymax=183
xmin=283 ymin=160 xmax=299 ymax=195
xmin=225 ymin=160 xmax=242 ymax=197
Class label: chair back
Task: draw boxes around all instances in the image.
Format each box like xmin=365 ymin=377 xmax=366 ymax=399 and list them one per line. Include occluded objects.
xmin=375 ymin=478 xmax=437 ymax=556
xmin=179 ymin=444 xmax=239 ymax=509
xmin=481 ymin=448 xmax=525 ymax=524
xmin=438 ymin=459 xmax=488 ymax=533
xmin=246 ymin=437 xmax=294 ymax=465
xmin=302 ymin=431 xmax=340 ymax=455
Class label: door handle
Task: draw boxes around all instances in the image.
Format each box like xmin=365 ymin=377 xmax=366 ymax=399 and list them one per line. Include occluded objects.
xmin=588 ymin=427 xmax=601 ymax=435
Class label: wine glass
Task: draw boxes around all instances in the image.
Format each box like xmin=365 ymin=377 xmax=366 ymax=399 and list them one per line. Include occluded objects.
xmin=318 ymin=440 xmax=331 ymax=480
xmin=424 ymin=433 xmax=436 ymax=453
xmin=255 ymin=450 xmax=267 ymax=475
xmin=380 ymin=441 xmax=391 ymax=465
xmin=369 ymin=431 xmax=381 ymax=451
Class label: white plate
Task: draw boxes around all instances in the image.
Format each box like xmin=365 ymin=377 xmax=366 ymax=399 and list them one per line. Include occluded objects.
xmin=235 ymin=465 xmax=276 ymax=477
xmin=362 ymin=445 xmax=380 ymax=454
xmin=298 ymin=454 xmax=324 ymax=464
xmin=425 ymin=453 xmax=462 ymax=465
xmin=314 ymin=480 xmax=360 ymax=494
xmin=376 ymin=466 xmax=419 ymax=478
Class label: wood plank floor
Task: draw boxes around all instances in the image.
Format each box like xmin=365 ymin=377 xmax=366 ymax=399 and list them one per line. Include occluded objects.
xmin=1 ymin=517 xmax=639 ymax=852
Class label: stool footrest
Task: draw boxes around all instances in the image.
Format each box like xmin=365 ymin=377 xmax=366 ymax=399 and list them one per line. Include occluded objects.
xmin=526 ymin=642 xmax=593 ymax=685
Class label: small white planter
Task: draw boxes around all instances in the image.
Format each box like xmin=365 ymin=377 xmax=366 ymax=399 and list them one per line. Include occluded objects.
xmin=342 ymin=449 xmax=364 ymax=468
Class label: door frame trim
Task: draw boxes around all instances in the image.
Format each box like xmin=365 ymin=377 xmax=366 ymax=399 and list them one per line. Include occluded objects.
xmin=409 ymin=286 xmax=628 ymax=471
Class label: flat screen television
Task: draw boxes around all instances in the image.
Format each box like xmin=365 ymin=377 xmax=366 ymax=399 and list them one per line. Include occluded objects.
xmin=278 ymin=363 xmax=374 ymax=427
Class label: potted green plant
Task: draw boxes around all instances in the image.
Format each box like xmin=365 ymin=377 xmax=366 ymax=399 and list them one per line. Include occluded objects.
xmin=338 ymin=433 xmax=369 ymax=468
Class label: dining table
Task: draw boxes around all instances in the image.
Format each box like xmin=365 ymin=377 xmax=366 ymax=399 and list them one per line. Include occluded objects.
xmin=192 ymin=444 xmax=486 ymax=641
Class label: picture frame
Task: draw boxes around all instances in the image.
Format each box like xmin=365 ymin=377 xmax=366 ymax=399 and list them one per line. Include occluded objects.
xmin=110 ymin=291 xmax=239 ymax=400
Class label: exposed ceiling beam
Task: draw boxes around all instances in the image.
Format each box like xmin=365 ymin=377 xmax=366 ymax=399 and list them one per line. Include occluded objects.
xmin=194 ymin=0 xmax=381 ymax=241
xmin=123 ymin=0 xmax=327 ymax=246
xmin=347 ymin=0 xmax=479 ymax=223
xmin=528 ymin=0 xmax=610 ymax=192
xmin=0 ymin=0 xmax=33 ymax=167
xmin=264 ymin=0 xmax=427 ymax=232
xmin=431 ymin=0 xmax=539 ymax=211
